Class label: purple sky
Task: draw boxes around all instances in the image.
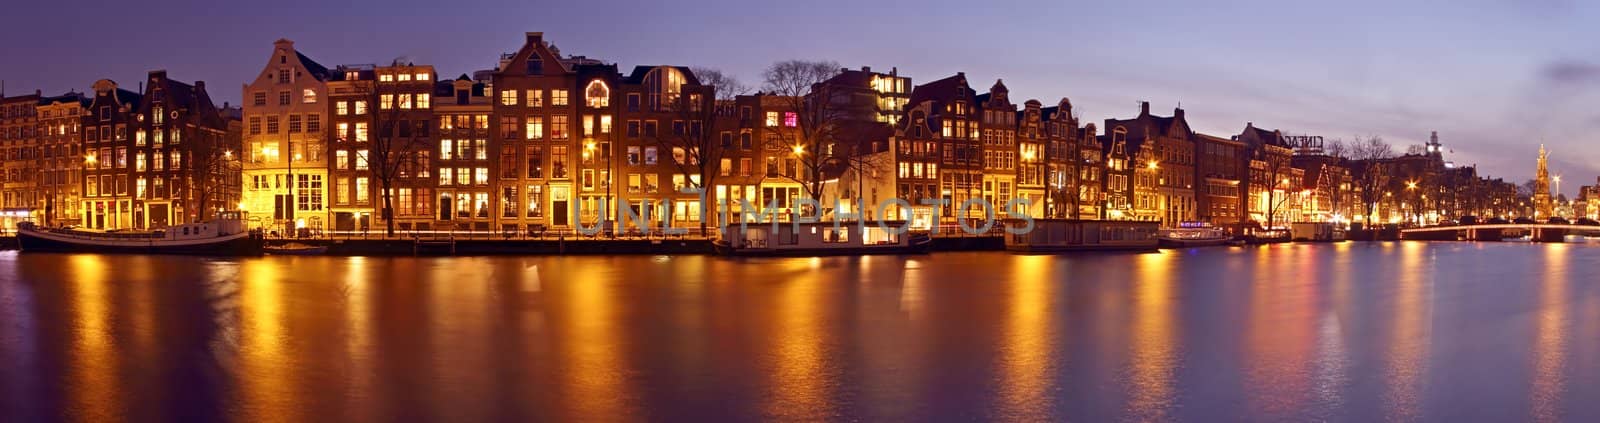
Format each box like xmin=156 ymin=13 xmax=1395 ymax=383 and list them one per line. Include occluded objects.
xmin=4 ymin=0 xmax=1596 ymax=195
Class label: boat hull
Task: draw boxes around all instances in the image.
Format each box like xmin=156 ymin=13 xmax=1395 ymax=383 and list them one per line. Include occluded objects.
xmin=17 ymin=229 xmax=264 ymax=256
xmin=1157 ymin=237 xmax=1233 ymax=249
xmin=713 ymin=235 xmax=933 ymax=257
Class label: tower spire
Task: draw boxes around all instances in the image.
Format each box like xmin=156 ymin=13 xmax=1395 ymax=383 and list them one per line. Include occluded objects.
xmin=1534 ymin=144 xmax=1553 ymax=219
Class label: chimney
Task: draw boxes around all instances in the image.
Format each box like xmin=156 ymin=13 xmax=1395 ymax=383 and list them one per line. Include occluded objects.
xmin=862 ymin=66 xmax=871 ymax=73
xmin=195 ymin=80 xmax=205 ymax=91
xmin=1139 ymin=101 xmax=1149 ymax=116
xmin=526 ymin=32 xmax=543 ymax=46
xmin=1174 ymin=107 xmax=1184 ymax=119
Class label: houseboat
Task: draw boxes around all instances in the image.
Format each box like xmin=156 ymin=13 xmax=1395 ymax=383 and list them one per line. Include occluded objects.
xmin=16 ymin=212 xmax=264 ymax=256
xmin=1290 ymin=222 xmax=1346 ymax=242
xmin=1004 ymin=219 xmax=1159 ymax=253
xmin=714 ymin=221 xmax=933 ymax=256
xmin=1157 ymin=224 xmax=1232 ymax=248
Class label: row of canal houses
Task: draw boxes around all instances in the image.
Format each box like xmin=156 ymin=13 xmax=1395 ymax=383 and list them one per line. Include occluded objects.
xmin=8 ymin=30 xmax=1462 ymax=234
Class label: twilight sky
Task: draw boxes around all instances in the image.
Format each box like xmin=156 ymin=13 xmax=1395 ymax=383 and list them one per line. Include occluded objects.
xmin=3 ymin=0 xmax=1597 ymax=195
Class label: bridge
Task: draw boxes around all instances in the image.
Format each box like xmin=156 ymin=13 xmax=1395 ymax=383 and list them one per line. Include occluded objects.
xmin=1400 ymin=224 xmax=1600 ymax=242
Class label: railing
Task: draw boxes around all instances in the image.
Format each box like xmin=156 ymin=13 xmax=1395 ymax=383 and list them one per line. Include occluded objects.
xmin=263 ymin=226 xmax=716 ymax=241
xmin=1401 ymin=223 xmax=1600 ymax=233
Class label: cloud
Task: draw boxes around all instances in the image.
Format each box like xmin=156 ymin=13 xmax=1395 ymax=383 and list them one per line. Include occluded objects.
xmin=1541 ymin=61 xmax=1600 ymax=84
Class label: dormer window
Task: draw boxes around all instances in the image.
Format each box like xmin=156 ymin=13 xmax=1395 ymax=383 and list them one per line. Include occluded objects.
xmin=585 ymin=80 xmax=610 ymax=108
xmin=526 ymin=56 xmax=543 ymax=76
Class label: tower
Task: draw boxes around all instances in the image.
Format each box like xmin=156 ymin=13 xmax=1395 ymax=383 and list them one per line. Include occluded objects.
xmin=1425 ymin=131 xmax=1443 ymax=162
xmin=1534 ymin=144 xmax=1552 ymax=219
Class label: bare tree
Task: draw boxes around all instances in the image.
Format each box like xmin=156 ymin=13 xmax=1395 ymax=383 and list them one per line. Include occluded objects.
xmin=1322 ymin=138 xmax=1351 ymax=219
xmin=760 ymin=59 xmax=846 ymax=216
xmin=187 ymin=124 xmax=239 ymax=222
xmin=654 ymin=67 xmax=747 ymax=233
xmin=1258 ymin=147 xmax=1296 ymax=230
xmin=366 ymin=65 xmax=431 ymax=236
xmin=1350 ymin=135 xmax=1395 ymax=224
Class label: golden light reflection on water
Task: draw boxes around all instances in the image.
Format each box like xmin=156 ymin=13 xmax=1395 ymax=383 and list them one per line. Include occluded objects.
xmin=997 ymin=255 xmax=1055 ymax=420
xmin=1127 ymin=253 xmax=1177 ymax=420
xmin=557 ymin=263 xmax=635 ymax=421
xmin=1531 ymin=244 xmax=1569 ymax=422
xmin=1385 ymin=242 xmax=1432 ymax=422
xmin=66 ymin=254 xmax=121 ymax=422
xmin=236 ymin=260 xmax=298 ymax=423
xmin=341 ymin=258 xmax=375 ymax=423
xmin=765 ymin=259 xmax=833 ymax=420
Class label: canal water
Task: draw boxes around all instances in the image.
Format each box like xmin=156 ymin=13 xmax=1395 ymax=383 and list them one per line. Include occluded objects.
xmin=1 ymin=242 xmax=1598 ymax=421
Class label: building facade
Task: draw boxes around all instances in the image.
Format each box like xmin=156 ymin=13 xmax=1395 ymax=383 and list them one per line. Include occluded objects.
xmin=1 ymin=92 xmax=42 ymax=228
xmin=241 ymin=39 xmax=333 ymax=233
xmin=36 ymin=93 xmax=90 ymax=226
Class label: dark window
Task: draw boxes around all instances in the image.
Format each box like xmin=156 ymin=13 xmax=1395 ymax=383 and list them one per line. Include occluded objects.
xmin=627 ymin=94 xmax=640 ymax=112
xmin=525 ymin=56 xmax=543 ymax=75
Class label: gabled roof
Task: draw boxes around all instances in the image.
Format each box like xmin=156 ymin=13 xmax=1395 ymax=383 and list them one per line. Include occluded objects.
xmin=297 ymin=51 xmax=332 ymax=81
xmin=906 ymin=73 xmax=969 ymax=108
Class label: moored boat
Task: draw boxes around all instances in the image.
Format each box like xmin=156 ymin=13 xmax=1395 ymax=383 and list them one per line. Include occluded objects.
xmin=714 ymin=221 xmax=933 ymax=256
xmin=1157 ymin=226 xmax=1232 ymax=249
xmin=16 ymin=212 xmax=263 ymax=256
xmin=1004 ymin=219 xmax=1159 ymax=253
xmin=264 ymin=242 xmax=329 ymax=256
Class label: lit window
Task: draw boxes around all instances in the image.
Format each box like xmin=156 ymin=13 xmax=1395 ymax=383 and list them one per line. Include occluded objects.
xmin=585 ymin=80 xmax=610 ymax=108
xmin=552 ymin=90 xmax=568 ymax=106
xmin=765 ymin=112 xmax=778 ymax=127
xmin=600 ymin=115 xmax=612 ymax=134
xmin=399 ymin=94 xmax=413 ymax=109
xmin=440 ymin=140 xmax=453 ymax=160
xmin=526 ymin=90 xmax=542 ymax=107
xmin=379 ymin=74 xmax=394 ymax=82
xmin=355 ymin=123 xmax=368 ymax=142
xmin=380 ymin=94 xmax=394 ymax=110
xmin=336 ymin=101 xmax=348 ymax=115
xmin=500 ymin=90 xmax=518 ymax=106
xmin=417 ymin=73 xmax=431 ymax=81
xmin=355 ymin=149 xmax=369 ymax=170
xmin=302 ymin=89 xmax=317 ymax=104
xmin=398 ymin=73 xmax=412 ymax=82
xmin=354 ymin=101 xmax=368 ymax=115
xmin=416 ymin=94 xmax=430 ymax=109
xmin=783 ymin=112 xmax=798 ymax=127
xmin=525 ymin=118 xmax=543 ymax=140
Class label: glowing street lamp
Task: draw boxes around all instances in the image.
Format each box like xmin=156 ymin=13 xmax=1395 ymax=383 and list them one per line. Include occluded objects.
xmin=792 ymin=145 xmax=805 ymax=156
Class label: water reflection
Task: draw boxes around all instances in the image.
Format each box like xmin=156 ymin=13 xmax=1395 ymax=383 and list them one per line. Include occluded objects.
xmin=1531 ymin=244 xmax=1569 ymax=422
xmin=67 ymin=254 xmax=122 ymax=422
xmin=764 ymin=260 xmax=834 ymax=420
xmin=1127 ymin=253 xmax=1178 ymax=421
xmin=236 ymin=259 xmax=298 ymax=423
xmin=1385 ymin=242 xmax=1433 ymax=422
xmin=996 ymin=255 xmax=1056 ymax=420
xmin=0 ymin=243 xmax=1596 ymax=421
xmin=554 ymin=260 xmax=637 ymax=421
